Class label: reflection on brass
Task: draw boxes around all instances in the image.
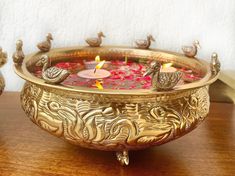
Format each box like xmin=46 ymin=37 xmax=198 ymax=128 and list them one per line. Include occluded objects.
xmin=144 ymin=61 xmax=182 ymax=90
xmin=116 ymin=150 xmax=129 ymax=166
xmin=12 ymin=40 xmax=24 ymax=65
xmin=135 ymin=35 xmax=155 ymax=49
xmin=35 ymin=55 xmax=70 ymax=84
xmin=210 ymin=52 xmax=221 ymax=75
xmin=0 ymin=47 xmax=7 ymax=68
xmin=86 ymin=32 xmax=105 ymax=47
xmin=182 ymin=40 xmax=200 ymax=57
xmin=14 ymin=46 xmax=219 ymax=166
xmin=37 ymin=33 xmax=53 ymax=52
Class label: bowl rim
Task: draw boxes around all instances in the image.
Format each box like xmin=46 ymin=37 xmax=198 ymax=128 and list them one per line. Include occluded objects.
xmin=14 ymin=45 xmax=219 ymax=95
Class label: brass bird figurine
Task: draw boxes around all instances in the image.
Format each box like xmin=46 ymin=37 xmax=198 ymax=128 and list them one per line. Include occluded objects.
xmin=210 ymin=52 xmax=221 ymax=75
xmin=35 ymin=55 xmax=70 ymax=84
xmin=12 ymin=40 xmax=25 ymax=65
xmin=144 ymin=61 xmax=182 ymax=90
xmin=0 ymin=47 xmax=7 ymax=67
xmin=37 ymin=33 xmax=53 ymax=52
xmin=86 ymin=32 xmax=105 ymax=47
xmin=135 ymin=35 xmax=155 ymax=49
xmin=182 ymin=40 xmax=201 ymax=57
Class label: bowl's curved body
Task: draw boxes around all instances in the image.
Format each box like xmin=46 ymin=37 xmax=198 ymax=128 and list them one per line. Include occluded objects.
xmin=15 ymin=46 xmax=219 ymax=165
xmin=0 ymin=71 xmax=5 ymax=95
xmin=21 ymin=82 xmax=209 ymax=151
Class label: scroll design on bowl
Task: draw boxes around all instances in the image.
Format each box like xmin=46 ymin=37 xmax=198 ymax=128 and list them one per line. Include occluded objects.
xmin=21 ymin=82 xmax=209 ymax=151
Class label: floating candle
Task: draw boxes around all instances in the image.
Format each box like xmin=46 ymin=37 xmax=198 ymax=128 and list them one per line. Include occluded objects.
xmin=78 ymin=69 xmax=111 ymax=79
xmin=78 ymin=55 xmax=111 ymax=79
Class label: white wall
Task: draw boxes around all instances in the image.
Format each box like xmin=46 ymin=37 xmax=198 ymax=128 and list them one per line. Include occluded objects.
xmin=0 ymin=0 xmax=234 ymax=91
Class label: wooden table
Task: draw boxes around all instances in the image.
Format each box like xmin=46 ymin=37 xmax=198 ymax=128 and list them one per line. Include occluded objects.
xmin=0 ymin=93 xmax=234 ymax=176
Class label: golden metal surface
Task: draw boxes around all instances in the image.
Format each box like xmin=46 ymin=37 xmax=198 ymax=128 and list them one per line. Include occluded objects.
xmin=211 ymin=52 xmax=221 ymax=75
xmin=86 ymin=32 xmax=105 ymax=47
xmin=35 ymin=55 xmax=70 ymax=84
xmin=14 ymin=46 xmax=220 ymax=165
xmin=135 ymin=35 xmax=155 ymax=49
xmin=144 ymin=61 xmax=182 ymax=90
xmin=182 ymin=40 xmax=200 ymax=58
xmin=0 ymin=47 xmax=7 ymax=68
xmin=37 ymin=33 xmax=53 ymax=52
xmin=12 ymin=40 xmax=24 ymax=65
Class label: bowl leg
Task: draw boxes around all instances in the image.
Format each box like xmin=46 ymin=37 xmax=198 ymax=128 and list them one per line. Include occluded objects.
xmin=116 ymin=150 xmax=129 ymax=166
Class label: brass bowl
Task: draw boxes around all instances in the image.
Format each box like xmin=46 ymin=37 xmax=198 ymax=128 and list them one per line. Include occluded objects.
xmin=14 ymin=46 xmax=219 ymax=165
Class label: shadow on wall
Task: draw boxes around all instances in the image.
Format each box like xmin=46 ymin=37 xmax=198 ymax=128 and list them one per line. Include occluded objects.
xmin=209 ymin=79 xmax=235 ymax=104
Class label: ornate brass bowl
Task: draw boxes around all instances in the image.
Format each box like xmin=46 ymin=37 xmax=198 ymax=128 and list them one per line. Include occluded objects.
xmin=14 ymin=46 xmax=220 ymax=166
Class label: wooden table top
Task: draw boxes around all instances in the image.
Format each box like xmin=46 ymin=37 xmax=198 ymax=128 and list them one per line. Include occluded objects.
xmin=0 ymin=92 xmax=234 ymax=176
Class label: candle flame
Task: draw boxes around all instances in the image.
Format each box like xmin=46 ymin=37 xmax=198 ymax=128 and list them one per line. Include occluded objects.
xmin=95 ymin=60 xmax=106 ymax=70
xmin=95 ymin=80 xmax=103 ymax=89
xmin=162 ymin=63 xmax=173 ymax=68
xmin=95 ymin=55 xmax=100 ymax=62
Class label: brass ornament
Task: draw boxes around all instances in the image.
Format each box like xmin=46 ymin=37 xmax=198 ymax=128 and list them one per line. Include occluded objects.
xmin=37 ymin=33 xmax=53 ymax=52
xmin=12 ymin=40 xmax=24 ymax=65
xmin=182 ymin=40 xmax=201 ymax=58
xmin=86 ymin=32 xmax=105 ymax=47
xmin=15 ymin=46 xmax=219 ymax=166
xmin=35 ymin=55 xmax=70 ymax=84
xmin=135 ymin=35 xmax=155 ymax=49
xmin=0 ymin=47 xmax=7 ymax=68
xmin=210 ymin=52 xmax=221 ymax=75
xmin=144 ymin=61 xmax=182 ymax=90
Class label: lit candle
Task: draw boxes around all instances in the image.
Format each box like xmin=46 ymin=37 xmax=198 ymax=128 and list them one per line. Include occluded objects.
xmin=84 ymin=55 xmax=110 ymax=69
xmin=78 ymin=56 xmax=111 ymax=79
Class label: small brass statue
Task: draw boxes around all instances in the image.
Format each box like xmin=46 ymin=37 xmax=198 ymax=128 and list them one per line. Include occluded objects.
xmin=37 ymin=33 xmax=53 ymax=52
xmin=135 ymin=35 xmax=155 ymax=49
xmin=0 ymin=47 xmax=7 ymax=67
xmin=35 ymin=55 xmax=70 ymax=84
xmin=12 ymin=40 xmax=24 ymax=65
xmin=210 ymin=52 xmax=221 ymax=75
xmin=144 ymin=61 xmax=182 ymax=91
xmin=182 ymin=40 xmax=201 ymax=57
xmin=86 ymin=31 xmax=105 ymax=47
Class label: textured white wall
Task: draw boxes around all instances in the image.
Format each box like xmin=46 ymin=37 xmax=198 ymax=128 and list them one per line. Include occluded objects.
xmin=0 ymin=0 xmax=234 ymax=91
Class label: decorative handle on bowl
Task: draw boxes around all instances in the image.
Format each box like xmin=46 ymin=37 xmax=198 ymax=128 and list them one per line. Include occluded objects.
xmin=86 ymin=31 xmax=105 ymax=47
xmin=135 ymin=34 xmax=155 ymax=49
xmin=0 ymin=47 xmax=7 ymax=68
xmin=210 ymin=52 xmax=221 ymax=76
